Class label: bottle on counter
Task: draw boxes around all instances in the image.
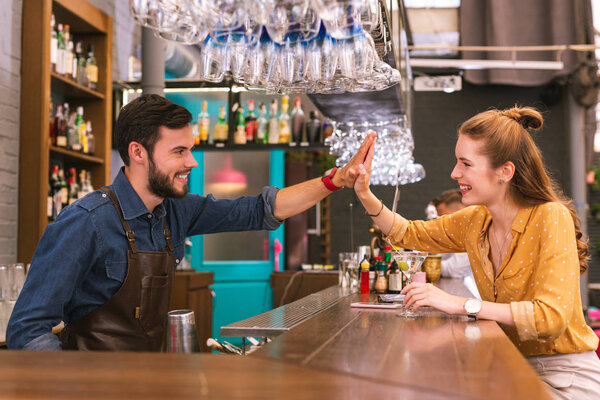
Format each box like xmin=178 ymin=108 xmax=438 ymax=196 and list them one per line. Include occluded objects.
xmin=360 ymin=255 xmax=370 ymax=295
xmin=290 ymin=97 xmax=305 ymax=145
xmin=245 ymin=99 xmax=257 ymax=142
xmin=213 ymin=106 xmax=228 ymax=145
xmin=388 ymin=260 xmax=402 ymax=294
xmin=198 ymin=100 xmax=210 ymax=145
xmin=50 ymin=14 xmax=57 ymax=73
xmin=267 ymin=99 xmax=279 ymax=144
xmin=375 ymin=258 xmax=388 ymax=294
xmin=278 ymin=95 xmax=290 ymax=143
xmin=305 ymin=110 xmax=321 ymax=145
xmin=86 ymin=44 xmax=98 ymax=90
xmin=256 ymin=101 xmax=268 ymax=144
xmin=233 ymin=103 xmax=246 ymax=145
xmin=369 ymin=256 xmax=378 ymax=292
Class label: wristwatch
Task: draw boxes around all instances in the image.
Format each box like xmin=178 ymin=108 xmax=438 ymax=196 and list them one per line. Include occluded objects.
xmin=464 ymin=298 xmax=482 ymax=319
xmin=322 ymin=167 xmax=342 ymax=192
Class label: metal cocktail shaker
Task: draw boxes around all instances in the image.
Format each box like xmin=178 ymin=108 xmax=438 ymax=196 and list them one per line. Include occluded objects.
xmin=166 ymin=309 xmax=200 ymax=353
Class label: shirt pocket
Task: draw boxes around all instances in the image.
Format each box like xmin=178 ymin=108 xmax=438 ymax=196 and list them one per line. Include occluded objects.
xmin=105 ymin=260 xmax=128 ymax=283
xmin=499 ymin=262 xmax=535 ymax=300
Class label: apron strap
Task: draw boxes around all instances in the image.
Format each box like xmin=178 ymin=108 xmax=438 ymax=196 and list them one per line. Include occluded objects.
xmin=101 ymin=187 xmax=138 ymax=253
xmin=163 ymin=219 xmax=174 ymax=254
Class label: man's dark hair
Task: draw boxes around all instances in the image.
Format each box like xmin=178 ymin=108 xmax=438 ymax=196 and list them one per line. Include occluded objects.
xmin=114 ymin=94 xmax=192 ymax=166
xmin=431 ymin=189 xmax=462 ymax=207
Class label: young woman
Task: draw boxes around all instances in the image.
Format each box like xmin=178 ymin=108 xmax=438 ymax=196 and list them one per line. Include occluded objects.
xmin=355 ymin=106 xmax=600 ymax=399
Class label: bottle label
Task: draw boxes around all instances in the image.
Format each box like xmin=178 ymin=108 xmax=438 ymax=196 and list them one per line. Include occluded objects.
xmin=246 ymin=121 xmax=257 ymax=141
xmin=199 ymin=119 xmax=209 ymax=141
xmin=214 ymin=124 xmax=227 ymax=142
xmin=234 ymin=126 xmax=246 ymax=144
xmin=278 ymin=122 xmax=290 ymax=143
xmin=56 ymin=136 xmax=67 ymax=147
xmin=86 ymin=65 xmax=98 ymax=84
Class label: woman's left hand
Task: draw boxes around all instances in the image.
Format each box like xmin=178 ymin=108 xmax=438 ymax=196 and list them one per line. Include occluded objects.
xmin=401 ymin=282 xmax=466 ymax=315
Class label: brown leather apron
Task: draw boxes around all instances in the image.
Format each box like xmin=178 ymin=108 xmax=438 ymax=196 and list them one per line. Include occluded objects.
xmin=61 ymin=188 xmax=175 ymax=351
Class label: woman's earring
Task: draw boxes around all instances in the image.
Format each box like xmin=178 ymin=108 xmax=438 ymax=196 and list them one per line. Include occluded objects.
xmin=499 ymin=178 xmax=505 ymax=184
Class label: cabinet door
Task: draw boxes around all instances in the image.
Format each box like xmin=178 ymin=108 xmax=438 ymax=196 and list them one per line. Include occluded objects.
xmin=189 ymin=150 xmax=284 ymax=345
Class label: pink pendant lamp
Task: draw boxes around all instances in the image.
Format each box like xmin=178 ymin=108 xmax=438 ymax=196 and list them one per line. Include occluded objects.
xmin=207 ymin=154 xmax=248 ymax=196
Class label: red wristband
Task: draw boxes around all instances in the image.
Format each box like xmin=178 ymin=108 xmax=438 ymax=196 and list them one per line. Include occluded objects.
xmin=322 ymin=167 xmax=342 ymax=192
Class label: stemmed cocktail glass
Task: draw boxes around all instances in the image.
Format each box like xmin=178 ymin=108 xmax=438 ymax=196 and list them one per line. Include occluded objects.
xmin=391 ymin=251 xmax=428 ymax=318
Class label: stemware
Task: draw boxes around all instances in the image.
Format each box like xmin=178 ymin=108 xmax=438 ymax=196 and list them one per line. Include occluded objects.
xmin=391 ymin=251 xmax=428 ymax=318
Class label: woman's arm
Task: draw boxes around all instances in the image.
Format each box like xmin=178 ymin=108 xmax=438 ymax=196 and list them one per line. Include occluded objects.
xmin=401 ymin=282 xmax=516 ymax=326
xmin=354 ymin=139 xmax=396 ymax=235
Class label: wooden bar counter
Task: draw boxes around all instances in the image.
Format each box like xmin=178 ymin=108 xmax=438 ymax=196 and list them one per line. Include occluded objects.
xmin=0 ymin=279 xmax=552 ymax=399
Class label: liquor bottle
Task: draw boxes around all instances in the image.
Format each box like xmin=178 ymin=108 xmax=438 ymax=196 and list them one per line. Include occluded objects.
xmin=67 ymin=168 xmax=79 ymax=205
xmin=56 ymin=24 xmax=65 ymax=75
xmin=388 ymin=260 xmax=402 ymax=294
xmin=65 ymin=39 xmax=74 ymax=80
xmin=58 ymin=168 xmax=69 ymax=210
xmin=63 ymin=25 xmax=72 ymax=77
xmin=76 ymin=42 xmax=87 ymax=87
xmin=245 ymin=100 xmax=258 ymax=142
xmin=49 ymin=102 xmax=57 ymax=146
xmin=67 ymin=110 xmax=80 ymax=151
xmin=213 ymin=106 xmax=228 ymax=145
xmin=305 ymin=110 xmax=321 ymax=144
xmin=256 ymin=102 xmax=268 ymax=144
xmin=77 ymin=170 xmax=87 ymax=199
xmin=50 ymin=15 xmax=57 ymax=73
xmin=322 ymin=119 xmax=333 ymax=142
xmin=267 ymin=99 xmax=279 ymax=144
xmin=198 ymin=100 xmax=210 ymax=145
xmin=278 ymin=96 xmax=290 ymax=143
xmin=70 ymin=40 xmax=79 ymax=82
xmin=233 ymin=103 xmax=246 ymax=145
xmin=86 ymin=44 xmax=98 ymax=90
xmin=75 ymin=107 xmax=87 ymax=153
xmin=86 ymin=121 xmax=95 ymax=155
xmin=55 ymin=105 xmax=67 ymax=148
xmin=290 ymin=97 xmax=305 ymax=144
xmin=49 ymin=165 xmax=62 ymax=220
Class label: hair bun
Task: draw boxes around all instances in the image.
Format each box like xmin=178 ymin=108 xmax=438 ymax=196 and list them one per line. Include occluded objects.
xmin=501 ymin=106 xmax=543 ymax=130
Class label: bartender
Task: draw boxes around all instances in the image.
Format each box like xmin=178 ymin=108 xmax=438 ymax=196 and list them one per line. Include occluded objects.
xmin=7 ymin=94 xmax=375 ymax=351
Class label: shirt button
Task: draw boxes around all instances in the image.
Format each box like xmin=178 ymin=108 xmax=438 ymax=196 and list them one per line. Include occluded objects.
xmin=147 ymin=214 xmax=152 ymax=218
xmin=101 ymin=194 xmax=107 ymax=198
xmin=176 ymin=259 xmax=180 ymax=263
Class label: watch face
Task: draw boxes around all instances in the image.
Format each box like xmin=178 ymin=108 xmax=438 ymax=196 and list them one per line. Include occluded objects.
xmin=323 ymin=168 xmax=334 ymax=178
xmin=465 ymin=299 xmax=481 ymax=314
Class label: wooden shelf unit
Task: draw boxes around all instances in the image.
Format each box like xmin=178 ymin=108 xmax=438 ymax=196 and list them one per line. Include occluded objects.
xmin=19 ymin=0 xmax=112 ymax=263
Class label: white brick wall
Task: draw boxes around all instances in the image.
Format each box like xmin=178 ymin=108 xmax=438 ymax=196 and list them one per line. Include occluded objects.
xmin=88 ymin=0 xmax=141 ymax=81
xmin=0 ymin=0 xmax=22 ymax=264
xmin=0 ymin=0 xmax=140 ymax=263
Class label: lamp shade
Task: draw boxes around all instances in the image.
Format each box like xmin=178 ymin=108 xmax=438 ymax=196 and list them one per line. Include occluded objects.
xmin=207 ymin=153 xmax=248 ymax=196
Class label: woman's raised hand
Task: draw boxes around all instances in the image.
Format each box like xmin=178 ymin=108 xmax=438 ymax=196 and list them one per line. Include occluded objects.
xmin=354 ymin=133 xmax=376 ymax=198
xmin=335 ymin=131 xmax=377 ymax=189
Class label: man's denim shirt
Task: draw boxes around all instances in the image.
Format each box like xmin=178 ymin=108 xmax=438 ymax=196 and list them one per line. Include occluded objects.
xmin=7 ymin=168 xmax=282 ymax=350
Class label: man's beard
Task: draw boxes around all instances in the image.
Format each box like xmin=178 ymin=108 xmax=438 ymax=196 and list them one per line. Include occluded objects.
xmin=148 ymin=157 xmax=189 ymax=199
